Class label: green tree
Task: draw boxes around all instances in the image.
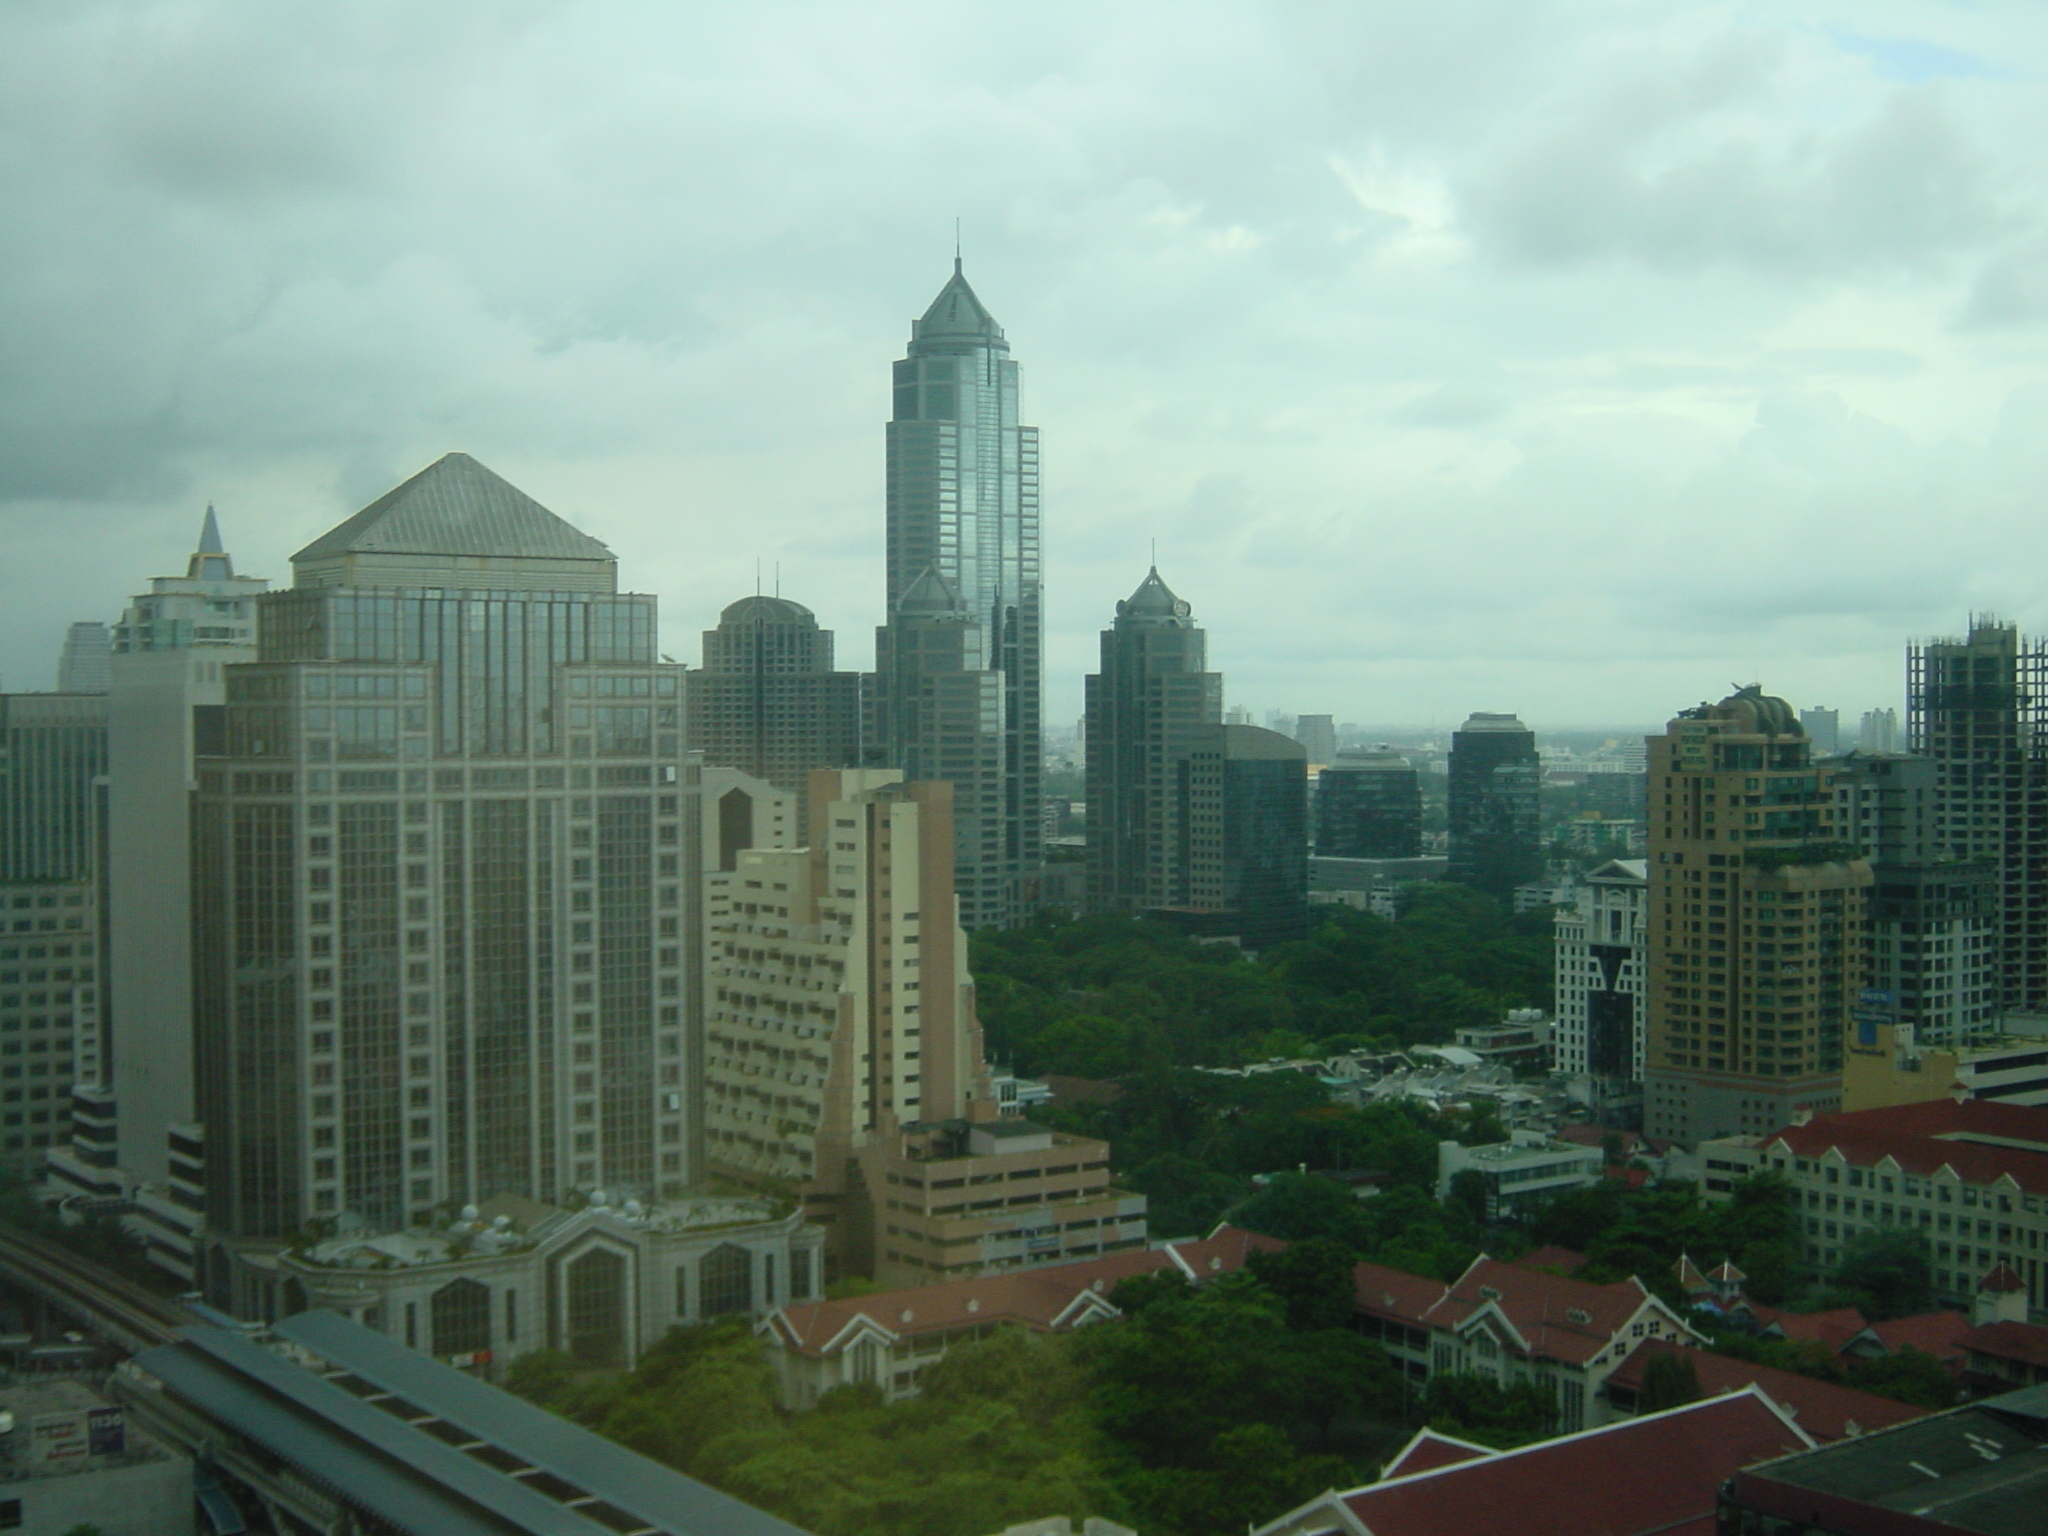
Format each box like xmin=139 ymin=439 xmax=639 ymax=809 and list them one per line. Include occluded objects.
xmin=1831 ymin=1227 xmax=1933 ymax=1320
xmin=1847 ymin=1346 xmax=1958 ymax=1411
xmin=1246 ymin=1237 xmax=1359 ymax=1331
xmin=1421 ymin=1373 xmax=1557 ymax=1449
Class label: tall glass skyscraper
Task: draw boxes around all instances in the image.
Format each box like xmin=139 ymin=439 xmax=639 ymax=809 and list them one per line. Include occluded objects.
xmin=193 ymin=454 xmax=691 ymax=1277
xmin=876 ymin=262 xmax=1042 ymax=929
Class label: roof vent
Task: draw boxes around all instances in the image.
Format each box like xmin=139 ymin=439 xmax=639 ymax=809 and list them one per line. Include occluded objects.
xmin=900 ymin=1309 xmax=914 ymax=1324
xmin=1567 ymin=1308 xmax=1592 ymax=1325
xmin=966 ymin=1299 xmax=980 ymax=1314
xmin=1479 ymin=1285 xmax=1503 ymax=1301
xmin=1209 ymin=1257 xmax=1222 ymax=1272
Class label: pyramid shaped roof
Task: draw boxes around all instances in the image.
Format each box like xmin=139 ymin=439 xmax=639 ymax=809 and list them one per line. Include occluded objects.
xmin=293 ymin=453 xmax=614 ymax=567
xmin=912 ymin=260 xmax=1005 ymax=346
xmin=896 ymin=565 xmax=968 ymax=618
xmin=1117 ymin=566 xmax=1191 ymax=622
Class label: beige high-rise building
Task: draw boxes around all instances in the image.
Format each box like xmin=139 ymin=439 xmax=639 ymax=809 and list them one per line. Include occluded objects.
xmin=702 ymin=768 xmax=1145 ymax=1283
xmin=1643 ymin=687 xmax=1872 ymax=1146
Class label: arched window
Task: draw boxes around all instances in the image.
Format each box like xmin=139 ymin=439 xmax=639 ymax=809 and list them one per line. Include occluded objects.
xmin=431 ymin=1276 xmax=492 ymax=1358
xmin=565 ymin=1248 xmax=628 ymax=1366
xmin=700 ymin=1244 xmax=753 ymax=1318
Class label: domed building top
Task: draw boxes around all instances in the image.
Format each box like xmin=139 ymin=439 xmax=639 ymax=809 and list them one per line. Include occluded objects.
xmin=1694 ymin=684 xmax=1804 ymax=737
xmin=717 ymin=595 xmax=817 ymax=627
xmin=1115 ymin=567 xmax=1194 ymax=624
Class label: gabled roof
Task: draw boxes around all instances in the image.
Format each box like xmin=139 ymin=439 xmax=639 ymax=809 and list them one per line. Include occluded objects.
xmin=1763 ymin=1099 xmax=2048 ymax=1195
xmin=1741 ymin=1302 xmax=1870 ymax=1351
xmin=1423 ymin=1256 xmax=1675 ymax=1367
xmin=293 ymin=453 xmax=614 ymax=566
xmin=762 ymin=1229 xmax=1280 ymax=1360
xmin=1867 ymin=1310 xmax=1972 ymax=1365
xmin=1379 ymin=1428 xmax=1493 ymax=1479
xmin=1607 ymin=1340 xmax=1925 ymax=1443
xmin=1963 ymin=1320 xmax=2048 ymax=1372
xmin=1515 ymin=1245 xmax=1590 ymax=1276
xmin=1258 ymin=1388 xmax=1814 ymax=1536
xmin=1353 ymin=1260 xmax=1451 ymax=1323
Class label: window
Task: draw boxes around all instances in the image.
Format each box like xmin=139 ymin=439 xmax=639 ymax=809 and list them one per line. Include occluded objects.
xmin=431 ymin=1277 xmax=492 ymax=1358
xmin=700 ymin=1243 xmax=753 ymax=1318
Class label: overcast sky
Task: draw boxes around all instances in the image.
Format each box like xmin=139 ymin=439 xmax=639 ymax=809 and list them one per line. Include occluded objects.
xmin=4 ymin=1 xmax=2046 ymax=734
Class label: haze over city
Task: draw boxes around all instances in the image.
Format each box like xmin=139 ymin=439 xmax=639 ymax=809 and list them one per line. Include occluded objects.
xmin=6 ymin=1 xmax=2048 ymax=726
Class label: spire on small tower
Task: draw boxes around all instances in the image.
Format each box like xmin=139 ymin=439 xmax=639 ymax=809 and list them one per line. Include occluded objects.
xmin=188 ymin=504 xmax=236 ymax=581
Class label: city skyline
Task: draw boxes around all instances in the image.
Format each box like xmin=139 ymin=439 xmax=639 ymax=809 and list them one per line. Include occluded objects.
xmin=7 ymin=5 xmax=2048 ymax=728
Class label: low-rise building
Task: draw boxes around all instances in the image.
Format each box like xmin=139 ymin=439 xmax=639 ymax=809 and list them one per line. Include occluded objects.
xmin=1601 ymin=1338 xmax=1926 ymax=1440
xmin=272 ymin=1191 xmax=823 ymax=1372
xmin=1257 ymin=1387 xmax=1812 ymax=1536
xmin=0 ymin=1377 xmax=192 ymax=1536
xmin=1350 ymin=1253 xmax=1702 ymax=1428
xmin=1701 ymin=1098 xmax=2048 ymax=1318
xmin=1436 ymin=1132 xmax=1603 ymax=1220
xmin=758 ymin=1227 xmax=1282 ymax=1407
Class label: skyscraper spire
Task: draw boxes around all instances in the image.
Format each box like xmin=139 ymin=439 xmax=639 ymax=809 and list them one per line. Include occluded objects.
xmin=198 ymin=503 xmax=223 ymax=553
xmin=188 ymin=504 xmax=235 ymax=581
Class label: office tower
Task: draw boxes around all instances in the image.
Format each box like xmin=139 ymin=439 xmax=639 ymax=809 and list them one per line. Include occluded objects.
xmin=0 ymin=693 xmax=106 ymax=1174
xmin=1911 ymin=619 xmax=2048 ymax=1013
xmin=93 ymin=513 xmax=270 ymax=1209
xmin=703 ymin=769 xmax=1142 ymax=1282
xmin=686 ymin=595 xmax=862 ymax=821
xmin=1293 ymin=713 xmax=1336 ymax=766
xmin=1830 ymin=752 xmax=1997 ymax=1049
xmin=1447 ymin=712 xmax=1542 ymax=903
xmin=1162 ymin=724 xmax=1310 ymax=950
xmin=1316 ymin=746 xmax=1423 ymax=858
xmin=1083 ymin=568 xmax=1222 ymax=917
xmin=1552 ymin=858 xmax=1649 ymax=1082
xmin=1643 ymin=686 xmax=1870 ymax=1145
xmin=1860 ymin=708 xmax=1900 ymax=753
xmin=876 ymin=262 xmax=1041 ymax=929
xmin=56 ymin=622 xmax=111 ymax=693
xmin=191 ymin=453 xmax=690 ymax=1305
xmin=1799 ymin=707 xmax=1840 ymax=755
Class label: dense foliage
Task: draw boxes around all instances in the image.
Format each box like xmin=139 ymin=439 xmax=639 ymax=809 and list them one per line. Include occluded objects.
xmin=973 ymin=893 xmax=1553 ymax=1078
xmin=511 ymin=1267 xmax=1415 ymax=1536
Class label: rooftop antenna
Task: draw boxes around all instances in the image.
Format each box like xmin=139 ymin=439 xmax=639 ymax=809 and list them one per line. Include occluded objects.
xmin=1151 ymin=536 xmax=1158 ymax=571
xmin=774 ymin=561 xmax=781 ymax=599
xmin=955 ymin=217 xmax=962 ymax=275
xmin=754 ymin=557 xmax=761 ymax=598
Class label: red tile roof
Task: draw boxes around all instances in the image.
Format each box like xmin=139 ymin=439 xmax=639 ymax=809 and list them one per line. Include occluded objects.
xmin=1762 ymin=1098 xmax=2048 ymax=1193
xmin=1961 ymin=1319 xmax=2048 ymax=1372
xmin=1868 ymin=1310 xmax=1971 ymax=1365
xmin=1606 ymin=1340 xmax=1925 ymax=1443
xmin=1378 ymin=1428 xmax=1492 ymax=1479
xmin=1353 ymin=1260 xmax=1451 ymax=1322
xmin=1424 ymin=1256 xmax=1676 ymax=1368
xmin=1742 ymin=1303 xmax=1870 ymax=1352
xmin=1264 ymin=1388 xmax=1814 ymax=1536
xmin=764 ymin=1228 xmax=1280 ymax=1359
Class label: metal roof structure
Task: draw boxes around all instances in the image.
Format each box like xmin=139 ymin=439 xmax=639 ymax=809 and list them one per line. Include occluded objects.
xmin=292 ymin=452 xmax=615 ymax=566
xmin=133 ymin=1312 xmax=812 ymax=1536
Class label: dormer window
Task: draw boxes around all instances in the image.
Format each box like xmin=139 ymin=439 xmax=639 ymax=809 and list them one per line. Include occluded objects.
xmin=1479 ymin=1285 xmax=1502 ymax=1301
xmin=1566 ymin=1308 xmax=1591 ymax=1325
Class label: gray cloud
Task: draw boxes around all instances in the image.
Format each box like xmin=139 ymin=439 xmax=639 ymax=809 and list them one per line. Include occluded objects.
xmin=2 ymin=0 xmax=2046 ymax=730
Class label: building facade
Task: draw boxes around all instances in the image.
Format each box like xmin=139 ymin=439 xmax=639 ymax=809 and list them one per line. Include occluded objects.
xmin=1701 ymin=1099 xmax=2048 ymax=1320
xmin=702 ymin=768 xmax=1143 ymax=1282
xmin=686 ymin=595 xmax=862 ymax=825
xmin=1293 ymin=714 xmax=1336 ymax=766
xmin=1082 ymin=568 xmax=1222 ymax=918
xmin=1316 ymin=746 xmax=1424 ymax=859
xmin=874 ymin=263 xmax=1042 ymax=929
xmin=1552 ymin=857 xmax=1649 ymax=1082
xmin=1447 ymin=713 xmax=1541 ymax=903
xmin=191 ymin=454 xmax=693 ymax=1304
xmin=1644 ymin=687 xmax=1872 ymax=1146
xmin=1155 ymin=723 xmax=1310 ymax=950
xmin=1910 ymin=618 xmax=2048 ymax=1012
xmin=1830 ymin=751 xmax=1998 ymax=1050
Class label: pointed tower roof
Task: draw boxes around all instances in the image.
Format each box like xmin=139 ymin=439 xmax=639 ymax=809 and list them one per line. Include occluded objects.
xmin=911 ymin=260 xmax=1006 ymax=347
xmin=188 ymin=504 xmax=235 ymax=580
xmin=1114 ymin=567 xmax=1195 ymax=626
xmin=294 ymin=453 xmax=613 ymax=564
xmin=896 ymin=565 xmax=968 ymax=618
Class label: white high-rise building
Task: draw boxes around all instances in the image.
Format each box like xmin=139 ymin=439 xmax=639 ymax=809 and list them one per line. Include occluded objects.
xmin=1552 ymin=859 xmax=1649 ymax=1081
